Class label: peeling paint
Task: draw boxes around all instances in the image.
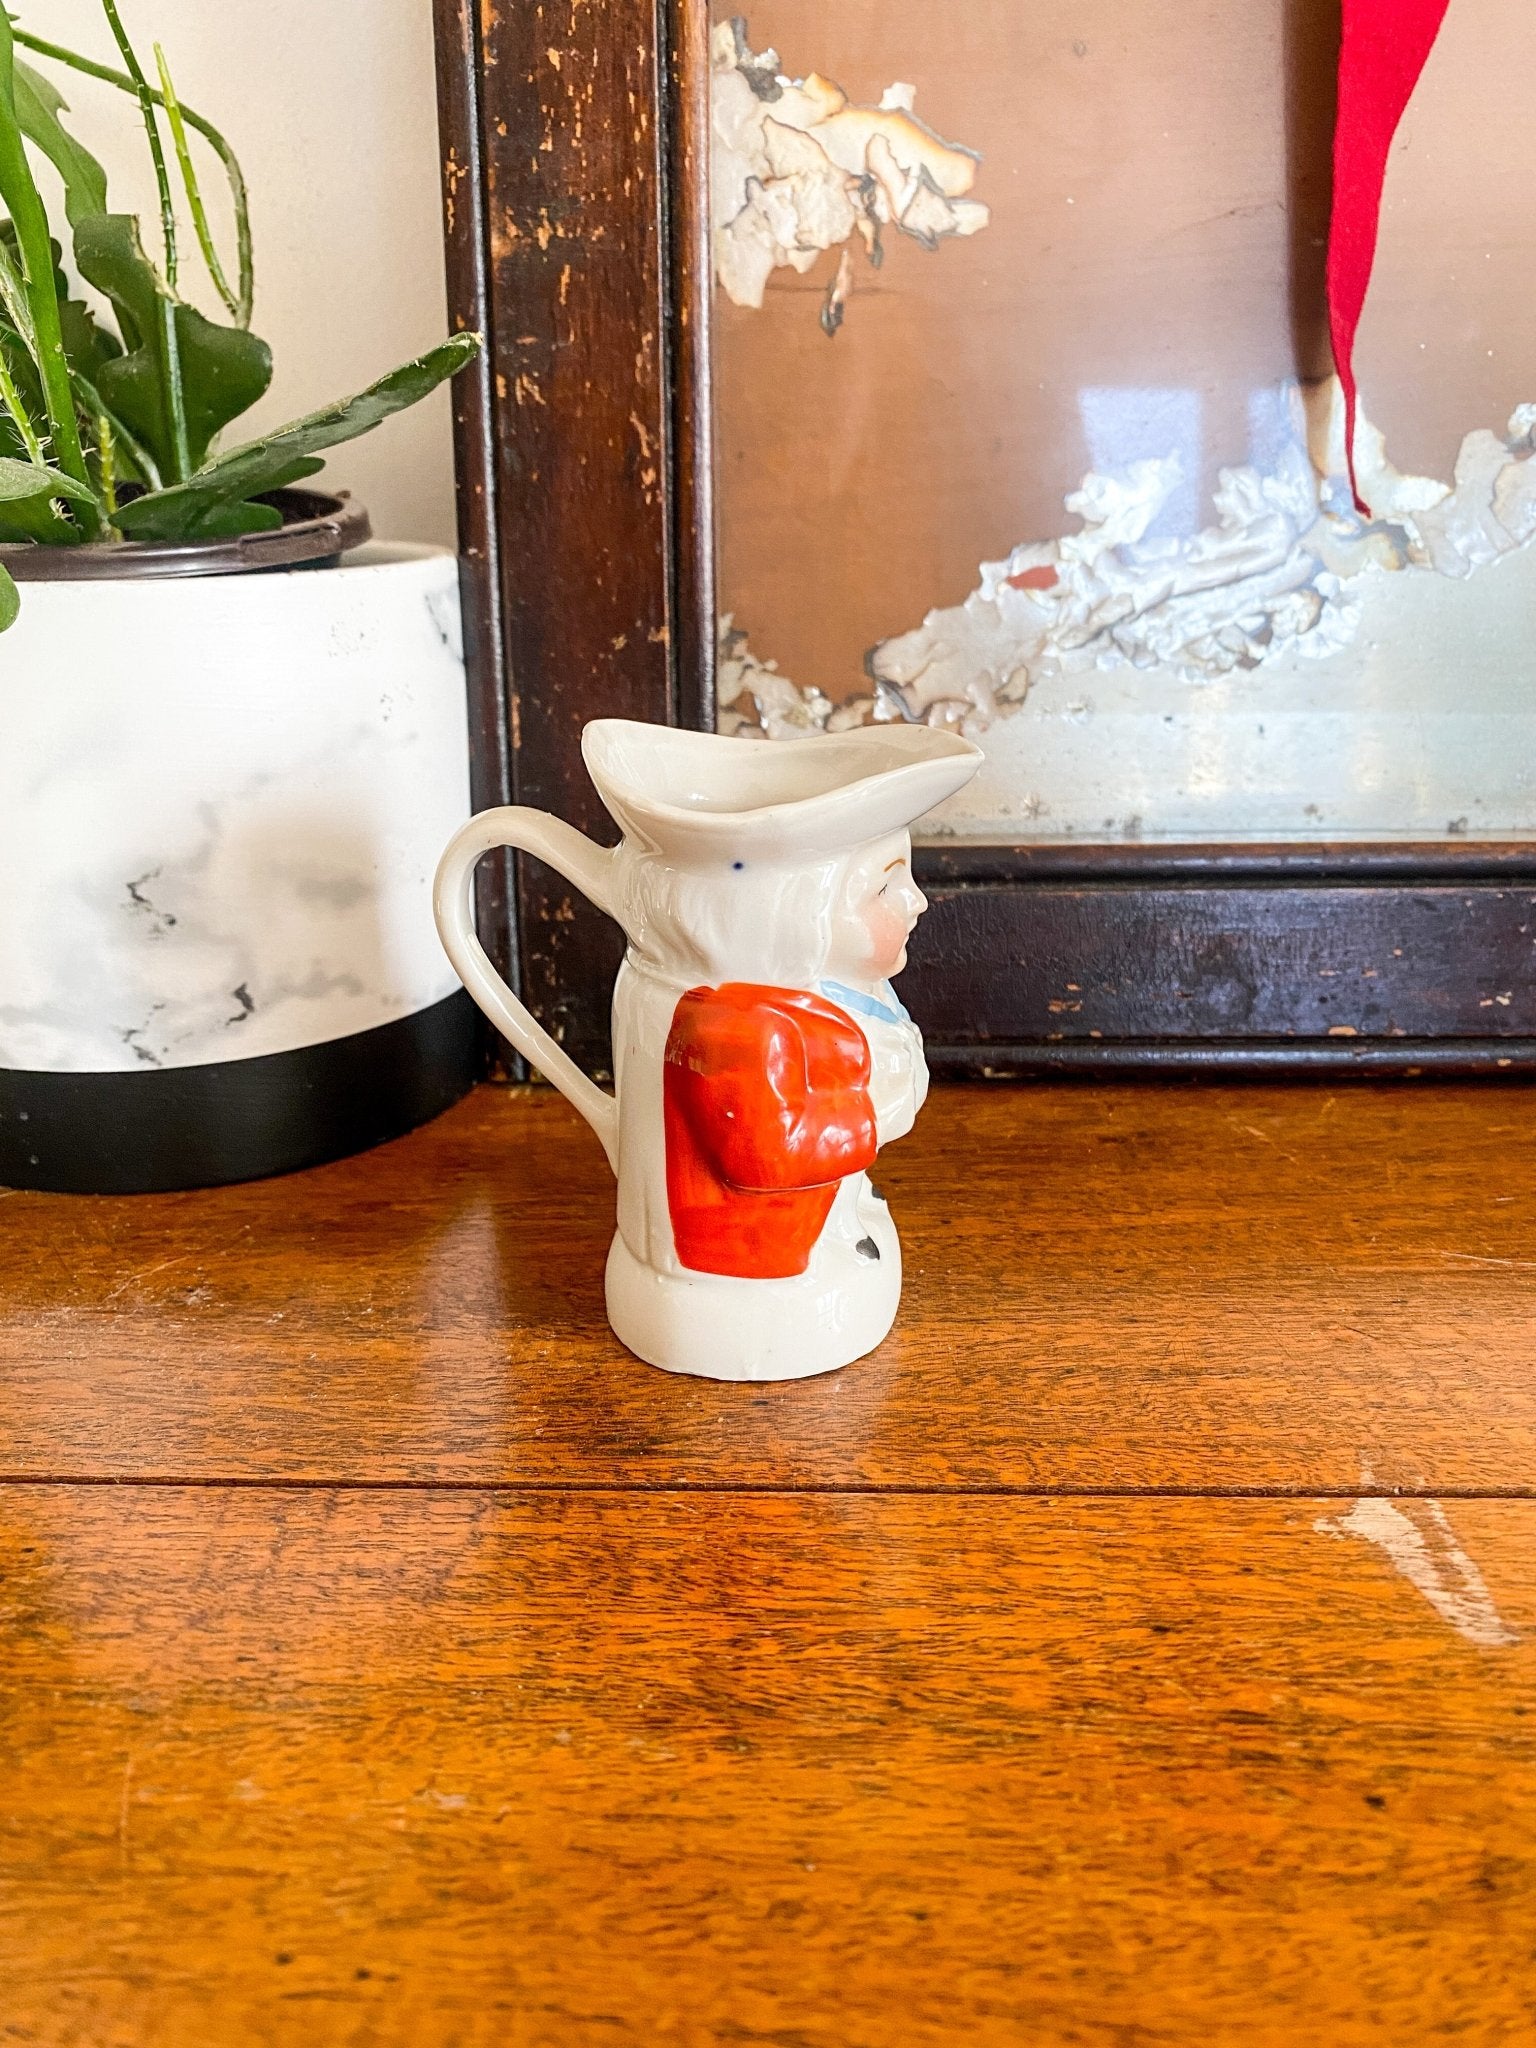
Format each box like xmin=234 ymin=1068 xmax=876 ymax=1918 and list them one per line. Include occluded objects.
xmin=711 ymin=20 xmax=989 ymax=325
xmin=821 ymin=246 xmax=854 ymax=337
xmin=723 ymin=380 xmax=1536 ymax=738
xmin=442 ymin=147 xmax=464 ymax=236
xmin=718 ymin=615 xmax=847 ymax=740
xmin=1316 ymin=1476 xmax=1518 ymax=1650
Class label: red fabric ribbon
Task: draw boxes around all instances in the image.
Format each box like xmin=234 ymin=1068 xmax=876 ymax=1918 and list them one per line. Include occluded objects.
xmin=1327 ymin=0 xmax=1452 ymax=512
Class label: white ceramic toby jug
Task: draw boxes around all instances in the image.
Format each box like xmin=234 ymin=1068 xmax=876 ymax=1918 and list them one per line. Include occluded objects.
xmin=434 ymin=719 xmax=981 ymax=1380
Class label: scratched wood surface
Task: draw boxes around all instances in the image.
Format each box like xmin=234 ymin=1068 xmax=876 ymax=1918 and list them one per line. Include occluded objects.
xmin=1 ymin=1485 xmax=1532 ymax=2048
xmin=3 ymin=1084 xmax=1535 ymax=1491
xmin=449 ymin=0 xmax=677 ymax=1076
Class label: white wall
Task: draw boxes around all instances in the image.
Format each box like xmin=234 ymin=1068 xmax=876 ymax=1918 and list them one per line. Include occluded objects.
xmin=22 ymin=0 xmax=457 ymax=548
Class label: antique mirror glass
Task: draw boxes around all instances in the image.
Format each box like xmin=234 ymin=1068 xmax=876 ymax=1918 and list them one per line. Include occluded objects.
xmin=708 ymin=0 xmax=1536 ymax=844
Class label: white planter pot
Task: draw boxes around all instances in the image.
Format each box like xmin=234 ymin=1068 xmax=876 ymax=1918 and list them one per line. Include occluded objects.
xmin=0 ymin=542 xmax=475 ymax=1191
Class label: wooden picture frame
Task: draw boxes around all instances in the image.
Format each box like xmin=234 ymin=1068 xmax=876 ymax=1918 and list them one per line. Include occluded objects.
xmin=432 ymin=0 xmax=1536 ymax=1079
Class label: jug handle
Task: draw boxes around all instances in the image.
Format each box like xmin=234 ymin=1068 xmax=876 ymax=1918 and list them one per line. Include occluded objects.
xmin=434 ymin=807 xmax=620 ymax=1173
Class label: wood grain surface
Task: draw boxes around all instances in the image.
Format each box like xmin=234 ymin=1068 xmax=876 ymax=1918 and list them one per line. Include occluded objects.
xmin=2 ymin=1485 xmax=1533 ymax=2048
xmin=432 ymin=0 xmax=515 ymax=1021
xmin=907 ymin=879 xmax=1536 ymax=1046
xmin=3 ymin=1083 xmax=1535 ymax=1491
xmin=447 ymin=0 xmax=675 ymax=1077
xmin=5 ymin=1082 xmax=1535 ymax=2043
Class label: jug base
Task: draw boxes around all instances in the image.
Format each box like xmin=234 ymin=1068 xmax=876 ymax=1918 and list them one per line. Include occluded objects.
xmin=604 ymin=1225 xmax=901 ymax=1381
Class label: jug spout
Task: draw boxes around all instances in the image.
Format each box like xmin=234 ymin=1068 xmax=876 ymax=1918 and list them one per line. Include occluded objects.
xmin=581 ymin=719 xmax=981 ymax=864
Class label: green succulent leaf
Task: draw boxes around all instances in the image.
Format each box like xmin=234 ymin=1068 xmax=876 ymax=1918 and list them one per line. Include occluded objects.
xmin=181 ymin=495 xmax=285 ymax=538
xmin=0 ymin=318 xmax=45 ymax=449
xmin=115 ymin=454 xmax=322 ymax=543
xmin=11 ymin=60 xmax=109 ymax=224
xmin=58 ymin=287 xmax=121 ymax=381
xmin=0 ymin=16 xmax=97 ymax=523
xmin=0 ymin=221 xmax=121 ymax=395
xmin=0 ymin=452 xmax=95 ymax=503
xmin=0 ymin=224 xmax=38 ymax=361
xmin=73 ymin=212 xmax=271 ymax=479
xmin=115 ymin=334 xmax=481 ymax=541
xmin=0 ymin=496 xmax=77 ymax=542
xmin=0 ymin=338 xmax=77 ymax=534
xmin=0 ymin=560 xmax=17 ymax=631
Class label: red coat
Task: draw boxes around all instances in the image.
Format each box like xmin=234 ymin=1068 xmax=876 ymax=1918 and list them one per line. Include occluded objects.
xmin=663 ymin=982 xmax=878 ymax=1279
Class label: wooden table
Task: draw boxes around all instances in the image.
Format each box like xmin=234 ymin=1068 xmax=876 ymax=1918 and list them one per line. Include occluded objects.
xmin=2 ymin=1081 xmax=1534 ymax=2045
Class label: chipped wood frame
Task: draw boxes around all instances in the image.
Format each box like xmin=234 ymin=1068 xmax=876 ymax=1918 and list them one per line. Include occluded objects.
xmin=434 ymin=0 xmax=1536 ymax=1079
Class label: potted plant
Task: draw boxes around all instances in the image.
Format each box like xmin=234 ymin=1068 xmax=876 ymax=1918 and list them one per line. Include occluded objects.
xmin=0 ymin=4 xmax=483 ymax=1193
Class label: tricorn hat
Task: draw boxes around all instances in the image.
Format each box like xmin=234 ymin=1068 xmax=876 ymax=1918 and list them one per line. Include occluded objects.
xmin=582 ymin=719 xmax=981 ymax=865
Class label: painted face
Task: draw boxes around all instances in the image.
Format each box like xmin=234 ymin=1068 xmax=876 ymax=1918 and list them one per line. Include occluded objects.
xmin=827 ymin=835 xmax=929 ymax=984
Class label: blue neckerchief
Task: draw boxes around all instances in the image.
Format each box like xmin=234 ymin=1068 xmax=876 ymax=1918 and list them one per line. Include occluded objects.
xmin=819 ymin=978 xmax=910 ymax=1029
